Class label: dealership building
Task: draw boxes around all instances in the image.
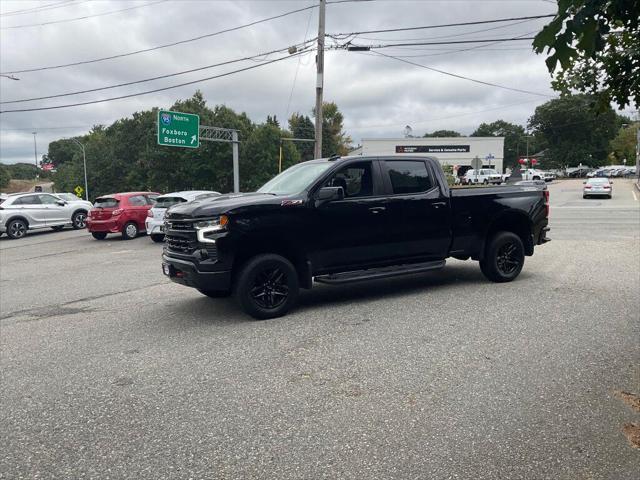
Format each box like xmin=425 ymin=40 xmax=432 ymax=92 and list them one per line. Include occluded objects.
xmin=354 ymin=137 xmax=505 ymax=173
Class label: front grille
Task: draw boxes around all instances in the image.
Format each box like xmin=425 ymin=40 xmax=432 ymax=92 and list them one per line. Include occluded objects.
xmin=166 ymin=235 xmax=196 ymax=254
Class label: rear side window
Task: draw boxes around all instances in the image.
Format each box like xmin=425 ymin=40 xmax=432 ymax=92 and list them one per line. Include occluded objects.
xmin=386 ymin=161 xmax=432 ymax=194
xmin=154 ymin=196 xmax=186 ymax=209
xmin=94 ymin=198 xmax=119 ymax=208
xmin=127 ymin=195 xmax=147 ymax=206
xmin=13 ymin=195 xmax=42 ymax=205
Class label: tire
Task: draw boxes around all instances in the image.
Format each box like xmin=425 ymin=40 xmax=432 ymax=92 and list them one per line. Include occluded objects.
xmin=583 ymin=195 xmax=588 ymax=199
xmin=71 ymin=210 xmax=87 ymax=230
xmin=122 ymin=222 xmax=139 ymax=240
xmin=483 ymin=179 xmax=488 ymax=185
xmin=92 ymin=232 xmax=107 ymax=240
xmin=479 ymin=231 xmax=525 ymax=283
xmin=198 ymin=288 xmax=231 ymax=298
xmin=6 ymin=219 xmax=28 ymax=239
xmin=533 ymin=176 xmax=541 ymax=181
xmin=150 ymin=234 xmax=165 ymax=243
xmin=234 ymin=253 xmax=299 ymax=320
xmin=51 ymin=225 xmax=65 ymax=231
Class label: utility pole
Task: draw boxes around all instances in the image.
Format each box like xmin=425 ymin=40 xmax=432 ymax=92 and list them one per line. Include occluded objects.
xmin=70 ymin=138 xmax=89 ymax=201
xmin=314 ymin=0 xmax=326 ymax=159
xmin=32 ymin=132 xmax=38 ymax=180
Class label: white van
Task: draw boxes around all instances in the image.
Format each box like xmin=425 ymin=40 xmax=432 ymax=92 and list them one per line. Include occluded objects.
xmin=464 ymin=169 xmax=503 ymax=185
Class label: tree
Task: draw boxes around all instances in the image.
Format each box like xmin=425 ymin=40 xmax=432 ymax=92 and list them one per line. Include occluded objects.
xmin=609 ymin=123 xmax=639 ymax=164
xmin=288 ymin=113 xmax=315 ymax=161
xmin=313 ymin=102 xmax=352 ymax=157
xmin=471 ymin=120 xmax=527 ymax=170
xmin=423 ymin=130 xmax=462 ymax=137
xmin=0 ymin=164 xmax=10 ymax=189
xmin=533 ymin=0 xmax=639 ymax=110
xmin=528 ymin=94 xmax=619 ymax=168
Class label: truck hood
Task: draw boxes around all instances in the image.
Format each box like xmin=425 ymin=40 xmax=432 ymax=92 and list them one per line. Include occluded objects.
xmin=165 ymin=192 xmax=289 ymax=219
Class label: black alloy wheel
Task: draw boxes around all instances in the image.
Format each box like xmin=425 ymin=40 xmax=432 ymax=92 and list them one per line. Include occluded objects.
xmin=250 ymin=266 xmax=289 ymax=309
xmin=235 ymin=254 xmax=300 ymax=319
xmin=480 ymin=231 xmax=524 ymax=283
xmin=496 ymin=242 xmax=520 ymax=276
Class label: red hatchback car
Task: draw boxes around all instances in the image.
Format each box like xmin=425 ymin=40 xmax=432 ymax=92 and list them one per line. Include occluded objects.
xmin=87 ymin=192 xmax=159 ymax=240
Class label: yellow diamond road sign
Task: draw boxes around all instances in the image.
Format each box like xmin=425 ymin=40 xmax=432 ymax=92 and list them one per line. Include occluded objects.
xmin=74 ymin=186 xmax=84 ymax=197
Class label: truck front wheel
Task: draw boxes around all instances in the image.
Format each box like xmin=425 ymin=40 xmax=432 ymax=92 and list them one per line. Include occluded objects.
xmin=480 ymin=231 xmax=525 ymax=282
xmin=234 ymin=253 xmax=299 ymax=320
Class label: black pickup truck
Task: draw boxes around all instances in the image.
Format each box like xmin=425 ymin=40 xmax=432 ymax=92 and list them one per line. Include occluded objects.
xmin=162 ymin=156 xmax=550 ymax=319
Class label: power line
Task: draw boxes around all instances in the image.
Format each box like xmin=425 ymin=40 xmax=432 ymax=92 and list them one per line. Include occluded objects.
xmin=1 ymin=4 xmax=318 ymax=74
xmin=328 ymin=14 xmax=554 ymax=38
xmin=365 ymin=50 xmax=553 ymax=97
xmin=0 ymin=50 xmax=309 ymax=114
xmin=1 ymin=40 xmax=317 ymax=104
xmin=0 ymin=0 xmax=80 ymax=17
xmin=285 ymin=8 xmax=315 ymax=121
xmin=341 ymin=36 xmax=536 ymax=50
xmin=1 ymin=0 xmax=168 ymax=30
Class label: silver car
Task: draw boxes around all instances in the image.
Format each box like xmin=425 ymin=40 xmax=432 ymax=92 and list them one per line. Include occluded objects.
xmin=0 ymin=192 xmax=91 ymax=239
xmin=583 ymin=178 xmax=612 ymax=199
xmin=145 ymin=190 xmax=220 ymax=242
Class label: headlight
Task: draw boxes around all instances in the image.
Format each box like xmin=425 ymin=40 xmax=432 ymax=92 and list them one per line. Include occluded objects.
xmin=195 ymin=215 xmax=228 ymax=243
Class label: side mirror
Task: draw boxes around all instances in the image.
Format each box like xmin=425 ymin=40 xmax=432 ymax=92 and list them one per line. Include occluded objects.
xmin=316 ymin=186 xmax=344 ymax=203
xmin=609 ymin=181 xmax=613 ymax=184
xmin=56 ymin=200 xmax=66 ymax=206
xmin=582 ymin=181 xmax=586 ymax=184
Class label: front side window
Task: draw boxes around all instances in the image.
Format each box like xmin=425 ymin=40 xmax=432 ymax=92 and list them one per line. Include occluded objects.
xmin=324 ymin=162 xmax=374 ymax=198
xmin=386 ymin=161 xmax=432 ymax=194
xmin=39 ymin=194 xmax=61 ymax=205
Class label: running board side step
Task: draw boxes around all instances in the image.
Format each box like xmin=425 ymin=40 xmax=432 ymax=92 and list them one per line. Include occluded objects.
xmin=314 ymin=260 xmax=445 ymax=285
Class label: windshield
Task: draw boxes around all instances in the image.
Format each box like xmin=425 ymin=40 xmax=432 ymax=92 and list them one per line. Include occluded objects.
xmin=154 ymin=196 xmax=186 ymax=209
xmin=93 ymin=197 xmax=119 ymax=208
xmin=258 ymin=162 xmax=333 ymax=195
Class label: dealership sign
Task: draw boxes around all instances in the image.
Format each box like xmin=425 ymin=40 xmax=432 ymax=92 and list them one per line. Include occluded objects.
xmin=157 ymin=110 xmax=200 ymax=148
xmin=396 ymin=145 xmax=470 ymax=153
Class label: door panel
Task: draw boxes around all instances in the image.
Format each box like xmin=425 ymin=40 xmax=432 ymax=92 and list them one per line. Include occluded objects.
xmin=381 ymin=160 xmax=452 ymax=260
xmin=39 ymin=194 xmax=68 ymax=224
xmin=309 ymin=160 xmax=393 ymax=271
xmin=11 ymin=195 xmax=47 ymax=228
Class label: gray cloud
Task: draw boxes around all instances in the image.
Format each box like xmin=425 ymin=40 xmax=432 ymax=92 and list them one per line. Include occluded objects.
xmin=1 ymin=0 xmax=565 ymax=164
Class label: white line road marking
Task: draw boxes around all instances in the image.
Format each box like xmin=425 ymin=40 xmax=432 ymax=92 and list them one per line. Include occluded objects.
xmin=633 ymin=190 xmax=638 ymax=201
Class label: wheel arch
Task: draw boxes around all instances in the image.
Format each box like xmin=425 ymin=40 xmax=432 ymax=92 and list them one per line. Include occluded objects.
xmin=5 ymin=215 xmax=30 ymax=229
xmin=232 ymin=233 xmax=311 ymax=289
xmin=481 ymin=210 xmax=534 ymax=259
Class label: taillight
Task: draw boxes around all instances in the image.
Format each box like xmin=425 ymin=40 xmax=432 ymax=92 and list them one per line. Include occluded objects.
xmin=604 ymin=185 xmax=610 ymax=189
xmin=585 ymin=185 xmax=592 ymax=189
xmin=147 ymin=210 xmax=154 ymax=218
xmin=544 ymin=190 xmax=550 ymax=217
xmin=112 ymin=209 xmax=123 ymax=216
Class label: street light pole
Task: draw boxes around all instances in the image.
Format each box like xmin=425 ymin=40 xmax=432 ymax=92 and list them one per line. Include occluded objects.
xmin=32 ymin=132 xmax=38 ymax=180
xmin=70 ymin=138 xmax=89 ymax=201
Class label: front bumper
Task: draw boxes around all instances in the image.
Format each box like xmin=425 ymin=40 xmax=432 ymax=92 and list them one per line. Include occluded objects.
xmin=162 ymin=254 xmax=231 ymax=291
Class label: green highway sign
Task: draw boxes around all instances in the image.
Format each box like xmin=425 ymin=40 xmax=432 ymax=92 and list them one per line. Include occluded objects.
xmin=157 ymin=110 xmax=200 ymax=148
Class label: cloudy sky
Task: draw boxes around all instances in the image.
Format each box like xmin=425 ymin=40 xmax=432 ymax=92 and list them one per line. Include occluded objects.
xmin=0 ymin=0 xmax=631 ymax=165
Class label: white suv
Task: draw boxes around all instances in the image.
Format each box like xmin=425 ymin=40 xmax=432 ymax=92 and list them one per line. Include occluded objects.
xmin=0 ymin=192 xmax=91 ymax=239
xmin=464 ymin=169 xmax=503 ymax=185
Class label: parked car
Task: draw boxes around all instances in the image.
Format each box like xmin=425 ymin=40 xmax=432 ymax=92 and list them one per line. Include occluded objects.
xmin=86 ymin=192 xmax=159 ymax=240
xmin=146 ymin=190 xmax=220 ymax=243
xmin=162 ymin=155 xmax=550 ymax=319
xmin=583 ymin=178 xmax=612 ymax=199
xmin=52 ymin=193 xmax=93 ymax=229
xmin=464 ymin=169 xmax=503 ymax=185
xmin=521 ymin=168 xmax=554 ymax=182
xmin=0 ymin=192 xmax=91 ymax=239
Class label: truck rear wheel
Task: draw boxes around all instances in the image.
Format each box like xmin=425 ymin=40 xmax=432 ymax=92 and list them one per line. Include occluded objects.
xmin=234 ymin=253 xmax=299 ymax=320
xmin=480 ymin=231 xmax=524 ymax=282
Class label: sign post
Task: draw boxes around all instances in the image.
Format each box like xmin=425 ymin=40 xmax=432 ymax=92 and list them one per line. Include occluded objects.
xmin=157 ymin=110 xmax=200 ymax=148
xmin=471 ymin=155 xmax=482 ymax=184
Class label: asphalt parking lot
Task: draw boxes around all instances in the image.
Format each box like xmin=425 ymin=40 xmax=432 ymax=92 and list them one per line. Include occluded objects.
xmin=1 ymin=179 xmax=639 ymax=479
